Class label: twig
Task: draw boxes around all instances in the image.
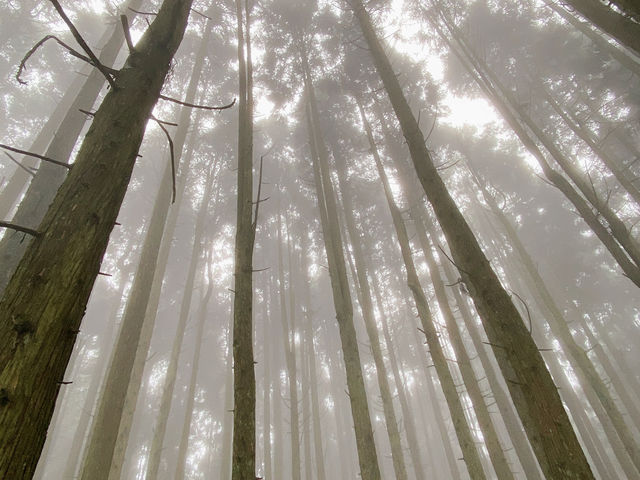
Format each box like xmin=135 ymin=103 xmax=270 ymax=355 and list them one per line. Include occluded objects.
xmin=436 ymin=244 xmax=470 ymax=275
xmin=509 ymin=289 xmax=533 ymax=334
xmin=4 ymin=152 xmax=36 ymax=177
xmin=252 ymin=155 xmax=265 ymax=232
xmin=0 ymin=144 xmax=71 ymax=170
xmin=151 ymin=117 xmax=176 ymax=203
xmin=48 ymin=0 xmax=117 ymax=89
xmin=191 ymin=8 xmax=212 ymax=20
xmin=159 ymin=95 xmax=236 ymax=111
xmin=120 ymin=15 xmax=135 ymax=53
xmin=0 ymin=221 xmax=40 ymax=237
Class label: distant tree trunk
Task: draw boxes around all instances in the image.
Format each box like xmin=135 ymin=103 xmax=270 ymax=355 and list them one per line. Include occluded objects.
xmin=350 ymin=2 xmax=594 ymax=477
xmin=232 ymin=0 xmax=256 ymax=477
xmin=0 ymin=0 xmax=143 ymax=293
xmin=300 ymin=317 xmax=313 ymax=480
xmin=146 ymin=168 xmax=214 ymax=480
xmin=299 ymin=242 xmax=327 ymax=480
xmin=368 ymin=275 xmax=428 ymax=480
xmin=275 ymin=207 xmax=301 ymax=480
xmin=220 ymin=316 xmax=234 ymax=480
xmin=262 ymin=282 xmax=272 ymax=480
xmin=562 ymin=0 xmax=640 ymax=56
xmin=302 ymin=46 xmax=382 ymax=480
xmin=268 ymin=273 xmax=285 ymax=480
xmin=332 ymin=144 xmax=409 ymax=480
xmin=174 ymin=270 xmax=213 ymax=480
xmin=0 ymin=1 xmax=194 ymax=477
xmin=546 ymin=3 xmax=640 ymax=77
xmin=358 ymin=98 xmax=487 ymax=480
xmin=428 ymin=11 xmax=640 ymax=287
xmin=465 ymin=158 xmax=640 ymax=474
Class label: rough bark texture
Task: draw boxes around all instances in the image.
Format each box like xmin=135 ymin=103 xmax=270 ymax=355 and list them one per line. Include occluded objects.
xmin=303 ymin=53 xmax=382 ymax=479
xmin=0 ymin=1 xmax=193 ymax=477
xmin=350 ymin=2 xmax=594 ymax=478
xmin=231 ymin=0 xmax=256 ymax=477
xmin=0 ymin=0 xmax=143 ymax=293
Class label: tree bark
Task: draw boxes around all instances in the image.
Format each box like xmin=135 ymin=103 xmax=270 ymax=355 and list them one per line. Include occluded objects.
xmin=0 ymin=1 xmax=194 ymax=477
xmin=349 ymin=2 xmax=594 ymax=477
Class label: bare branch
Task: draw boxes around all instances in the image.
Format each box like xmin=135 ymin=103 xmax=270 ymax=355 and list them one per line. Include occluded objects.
xmin=48 ymin=0 xmax=117 ymax=89
xmin=252 ymin=155 xmax=265 ymax=233
xmin=191 ymin=8 xmax=213 ymax=20
xmin=0 ymin=221 xmax=40 ymax=237
xmin=120 ymin=15 xmax=135 ymax=53
xmin=509 ymin=289 xmax=533 ymax=334
xmin=0 ymin=144 xmax=71 ymax=170
xmin=159 ymin=95 xmax=237 ymax=111
xmin=151 ymin=117 xmax=176 ymax=203
xmin=128 ymin=7 xmax=157 ymax=16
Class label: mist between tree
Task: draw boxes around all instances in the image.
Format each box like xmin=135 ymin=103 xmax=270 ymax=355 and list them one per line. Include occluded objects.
xmin=0 ymin=0 xmax=639 ymax=479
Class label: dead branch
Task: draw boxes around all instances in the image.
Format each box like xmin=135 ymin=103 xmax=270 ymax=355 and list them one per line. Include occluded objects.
xmin=128 ymin=7 xmax=157 ymax=16
xmin=48 ymin=0 xmax=117 ymax=89
xmin=159 ymin=95 xmax=236 ymax=111
xmin=0 ymin=144 xmax=71 ymax=170
xmin=252 ymin=155 xmax=265 ymax=233
xmin=120 ymin=15 xmax=135 ymax=53
xmin=0 ymin=221 xmax=40 ymax=237
xmin=151 ymin=117 xmax=176 ymax=203
xmin=509 ymin=289 xmax=533 ymax=334
xmin=191 ymin=8 xmax=213 ymax=20
xmin=4 ymin=152 xmax=36 ymax=177
xmin=17 ymin=35 xmax=91 ymax=85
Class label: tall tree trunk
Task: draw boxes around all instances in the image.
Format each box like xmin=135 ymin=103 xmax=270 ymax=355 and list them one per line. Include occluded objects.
xmin=81 ymin=15 xmax=211 ymax=478
xmin=220 ymin=315 xmax=234 ymax=480
xmin=359 ymin=99 xmax=487 ymax=480
xmin=174 ymin=270 xmax=214 ymax=480
xmin=232 ymin=0 xmax=256 ymax=477
xmin=465 ymin=158 xmax=640 ymax=474
xmin=349 ymin=2 xmax=594 ymax=477
xmin=268 ymin=273 xmax=285 ymax=480
xmin=302 ymin=47 xmax=382 ymax=480
xmin=146 ymin=169 xmax=214 ymax=480
xmin=332 ymin=143 xmax=409 ymax=480
xmin=428 ymin=10 xmax=640 ymax=288
xmin=562 ymin=0 xmax=640 ymax=56
xmin=276 ymin=207 xmax=301 ymax=480
xmin=262 ymin=281 xmax=272 ymax=480
xmin=0 ymin=0 xmax=143 ymax=293
xmin=0 ymin=2 xmax=194 ymax=477
xmin=300 ymin=243 xmax=327 ymax=480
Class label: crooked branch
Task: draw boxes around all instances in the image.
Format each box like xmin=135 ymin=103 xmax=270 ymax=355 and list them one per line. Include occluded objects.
xmin=48 ymin=0 xmax=117 ymax=89
xmin=151 ymin=117 xmax=177 ymax=203
xmin=0 ymin=144 xmax=71 ymax=170
xmin=159 ymin=95 xmax=236 ymax=111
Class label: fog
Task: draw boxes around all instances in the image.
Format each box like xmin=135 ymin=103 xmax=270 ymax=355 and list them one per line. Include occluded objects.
xmin=1 ymin=1 xmax=639 ymax=479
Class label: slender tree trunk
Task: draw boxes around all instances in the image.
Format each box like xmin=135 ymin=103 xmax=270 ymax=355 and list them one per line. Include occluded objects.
xmin=276 ymin=208 xmax=301 ymax=480
xmin=146 ymin=170 xmax=214 ymax=480
xmin=429 ymin=10 xmax=640 ymax=287
xmin=359 ymin=99 xmax=487 ymax=480
xmin=220 ymin=315 xmax=234 ymax=480
xmin=350 ymin=2 xmax=594 ymax=477
xmin=268 ymin=273 xmax=285 ymax=480
xmin=562 ymin=0 xmax=640 ymax=56
xmin=232 ymin=0 xmax=256 ymax=476
xmin=174 ymin=274 xmax=214 ymax=480
xmin=262 ymin=280 xmax=272 ymax=480
xmin=332 ymin=143 xmax=409 ymax=480
xmin=0 ymin=0 xmax=143 ymax=293
xmin=0 ymin=2 xmax=194 ymax=477
xmin=302 ymin=47 xmax=382 ymax=480
xmin=300 ymin=317 xmax=313 ymax=480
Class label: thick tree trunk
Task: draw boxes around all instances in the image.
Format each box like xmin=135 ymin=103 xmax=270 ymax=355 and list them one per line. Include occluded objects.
xmin=303 ymin=49 xmax=382 ymax=480
xmin=350 ymin=2 xmax=594 ymax=477
xmin=333 ymin=143 xmax=409 ymax=480
xmin=80 ymin=14 xmax=211 ymax=479
xmin=562 ymin=0 xmax=640 ymax=56
xmin=0 ymin=1 xmax=194 ymax=477
xmin=0 ymin=0 xmax=143 ymax=293
xmin=232 ymin=0 xmax=256 ymax=477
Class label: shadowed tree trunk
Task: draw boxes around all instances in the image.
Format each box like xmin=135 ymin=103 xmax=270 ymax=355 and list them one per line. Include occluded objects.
xmin=349 ymin=2 xmax=594 ymax=477
xmin=231 ymin=0 xmax=257 ymax=477
xmin=0 ymin=1 xmax=194 ymax=477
